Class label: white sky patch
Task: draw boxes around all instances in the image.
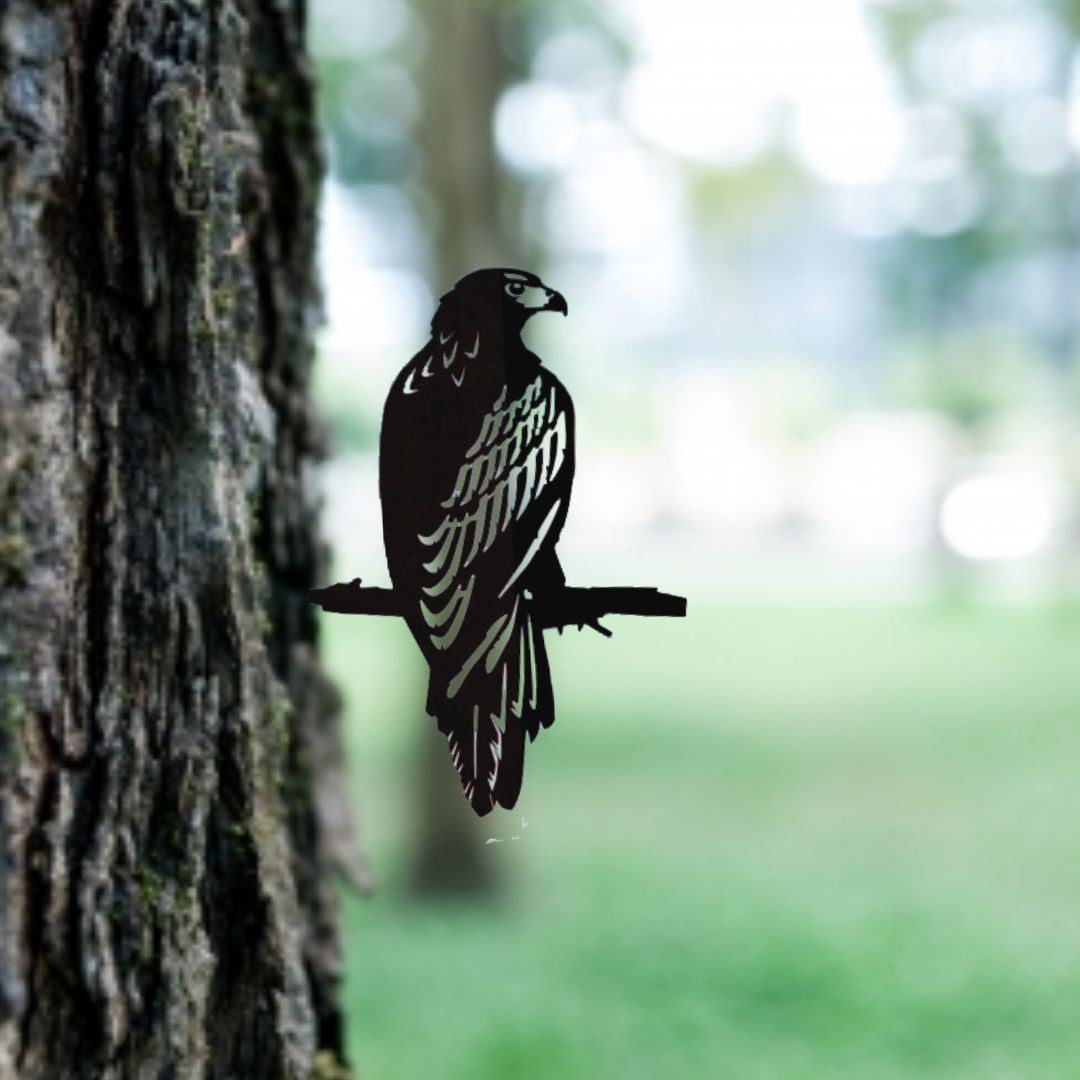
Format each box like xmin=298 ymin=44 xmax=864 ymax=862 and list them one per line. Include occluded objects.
xmin=616 ymin=0 xmax=903 ymax=185
xmin=311 ymin=0 xmax=411 ymax=61
xmin=548 ymin=139 xmax=687 ymax=255
xmin=496 ymin=82 xmax=580 ymax=174
xmin=915 ymin=9 xmax=1062 ymax=108
xmin=941 ymin=467 xmax=1066 ymax=562
xmin=785 ymin=0 xmax=904 ymax=186
xmin=318 ymin=180 xmax=430 ymax=352
xmin=544 ymin=134 xmax=690 ymax=330
xmin=998 ymin=95 xmax=1071 ymax=177
xmin=622 ymin=59 xmax=775 ymax=167
xmin=808 ymin=412 xmax=958 ymax=556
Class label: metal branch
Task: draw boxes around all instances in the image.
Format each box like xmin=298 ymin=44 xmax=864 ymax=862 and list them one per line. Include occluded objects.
xmin=309 ymin=580 xmax=688 ymax=632
xmin=308 ymin=579 xmax=402 ymax=616
xmin=532 ymin=587 xmax=687 ymax=635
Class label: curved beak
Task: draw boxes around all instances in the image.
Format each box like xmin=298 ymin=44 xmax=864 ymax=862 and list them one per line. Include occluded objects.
xmin=544 ymin=288 xmax=568 ymax=316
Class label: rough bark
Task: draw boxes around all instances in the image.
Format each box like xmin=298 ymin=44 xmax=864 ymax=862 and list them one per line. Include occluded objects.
xmin=0 ymin=2 xmax=356 ymax=1077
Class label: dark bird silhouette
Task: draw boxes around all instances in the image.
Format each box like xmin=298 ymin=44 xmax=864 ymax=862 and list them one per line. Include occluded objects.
xmin=379 ymin=268 xmax=573 ymax=815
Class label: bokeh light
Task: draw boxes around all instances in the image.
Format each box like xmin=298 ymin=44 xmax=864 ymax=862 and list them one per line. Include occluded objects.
xmin=941 ymin=467 xmax=1066 ymax=562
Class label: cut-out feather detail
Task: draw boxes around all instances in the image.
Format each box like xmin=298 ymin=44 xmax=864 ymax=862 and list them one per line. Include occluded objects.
xmin=446 ymin=603 xmax=515 ymax=699
xmin=394 ymin=337 xmax=572 ymax=814
xmin=499 ymin=500 xmax=562 ymax=598
xmin=416 ymin=386 xmax=568 ymax=630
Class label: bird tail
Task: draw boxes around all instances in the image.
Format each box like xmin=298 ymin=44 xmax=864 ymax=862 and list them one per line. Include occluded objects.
xmin=432 ymin=605 xmax=553 ymax=816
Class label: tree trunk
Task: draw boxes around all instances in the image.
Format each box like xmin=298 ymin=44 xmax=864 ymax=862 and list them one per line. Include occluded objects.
xmin=0 ymin=2 xmax=356 ymax=1077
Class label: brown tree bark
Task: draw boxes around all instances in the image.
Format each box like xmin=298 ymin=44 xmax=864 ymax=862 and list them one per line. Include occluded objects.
xmin=0 ymin=2 xmax=357 ymax=1077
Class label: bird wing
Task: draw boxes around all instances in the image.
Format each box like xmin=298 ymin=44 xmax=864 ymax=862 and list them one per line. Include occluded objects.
xmin=415 ymin=371 xmax=571 ymax=813
xmin=415 ymin=372 xmax=569 ymax=662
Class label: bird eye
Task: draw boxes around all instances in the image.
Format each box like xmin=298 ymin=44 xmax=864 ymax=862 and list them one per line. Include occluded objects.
xmin=506 ymin=282 xmax=525 ymax=297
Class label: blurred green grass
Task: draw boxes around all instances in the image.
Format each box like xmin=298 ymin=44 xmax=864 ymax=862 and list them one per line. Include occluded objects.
xmin=323 ymin=602 xmax=1080 ymax=1079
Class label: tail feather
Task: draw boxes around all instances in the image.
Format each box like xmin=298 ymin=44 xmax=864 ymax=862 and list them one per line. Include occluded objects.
xmin=525 ymin=615 xmax=554 ymax=739
xmin=435 ymin=607 xmax=551 ymax=815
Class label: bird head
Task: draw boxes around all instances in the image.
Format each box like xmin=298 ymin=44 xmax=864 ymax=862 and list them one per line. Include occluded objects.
xmin=434 ymin=268 xmax=568 ymax=338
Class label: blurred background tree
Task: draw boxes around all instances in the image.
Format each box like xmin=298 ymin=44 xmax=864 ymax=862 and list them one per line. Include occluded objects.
xmin=401 ymin=0 xmax=516 ymax=897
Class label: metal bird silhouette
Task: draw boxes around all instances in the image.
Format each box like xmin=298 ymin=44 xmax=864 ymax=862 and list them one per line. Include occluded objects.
xmin=379 ymin=268 xmax=573 ymax=815
xmin=309 ymin=268 xmax=686 ymax=818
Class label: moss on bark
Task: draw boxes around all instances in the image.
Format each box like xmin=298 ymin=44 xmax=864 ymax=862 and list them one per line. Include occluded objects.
xmin=0 ymin=2 xmax=356 ymax=1076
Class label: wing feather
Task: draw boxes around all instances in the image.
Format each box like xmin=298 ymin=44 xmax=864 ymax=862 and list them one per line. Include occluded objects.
xmin=429 ymin=581 xmax=473 ymax=650
xmin=515 ymin=455 xmax=535 ymax=520
xmin=418 ymin=375 xmax=569 ymax=690
xmin=485 ymin=484 xmax=506 ymax=550
xmin=423 ymin=522 xmax=458 ymax=574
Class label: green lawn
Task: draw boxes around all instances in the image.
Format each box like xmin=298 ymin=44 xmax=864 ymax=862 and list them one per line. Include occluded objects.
xmin=323 ymin=602 xmax=1080 ymax=1079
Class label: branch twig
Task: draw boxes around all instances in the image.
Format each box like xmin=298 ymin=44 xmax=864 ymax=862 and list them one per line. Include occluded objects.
xmin=532 ymin=587 xmax=686 ymax=634
xmin=309 ymin=579 xmax=401 ymax=616
xmin=309 ymin=580 xmax=687 ymax=632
